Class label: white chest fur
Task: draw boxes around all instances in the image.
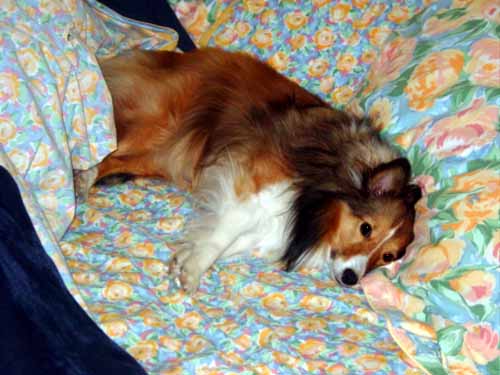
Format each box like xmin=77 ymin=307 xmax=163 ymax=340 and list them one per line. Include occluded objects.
xmin=170 ymin=167 xmax=295 ymax=292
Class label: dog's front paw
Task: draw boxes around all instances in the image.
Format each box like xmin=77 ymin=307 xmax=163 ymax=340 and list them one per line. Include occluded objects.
xmin=168 ymin=247 xmax=205 ymax=294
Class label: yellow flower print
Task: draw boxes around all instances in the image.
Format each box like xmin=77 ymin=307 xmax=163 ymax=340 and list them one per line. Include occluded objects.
xmin=214 ymin=27 xmax=238 ymax=47
xmin=72 ymin=272 xmax=99 ymax=285
xmin=361 ymin=49 xmax=377 ymax=64
xmin=0 ymin=117 xmax=17 ymax=143
xmin=138 ymin=309 xmax=165 ymax=327
xmin=297 ymin=339 xmax=325 ymax=358
xmin=102 ymin=280 xmax=133 ymax=301
xmin=405 ymin=50 xmax=464 ymax=111
xmin=215 ymin=318 xmax=238 ymax=334
xmin=313 ymin=28 xmax=336 ymax=50
xmin=7 ymin=149 xmax=28 ymax=174
xmin=326 ymin=364 xmax=349 ymax=374
xmin=297 ymin=317 xmax=327 ymax=330
xmin=260 ymin=9 xmax=276 ymax=24
xmin=160 ymin=367 xmax=183 ymax=375
xmin=401 ymin=239 xmax=464 ymax=285
xmin=368 ymin=26 xmax=392 ymax=47
xmin=450 ymin=169 xmax=499 ymax=195
xmin=258 ymin=328 xmax=275 ymax=346
xmin=347 ymin=31 xmax=361 ymax=46
xmin=79 ymin=70 xmax=100 ymax=93
xmin=355 ymin=353 xmax=388 ymax=372
xmin=257 ymin=271 xmax=285 ymax=284
xmin=353 ymin=0 xmax=369 ymax=9
xmin=261 ymin=292 xmax=289 ymax=312
xmin=220 ymin=351 xmax=244 ymax=365
xmin=234 ymin=334 xmax=252 ymax=350
xmin=307 ymin=57 xmax=330 ymax=78
xmin=120 ymin=272 xmax=141 ymax=284
xmin=444 ymin=190 xmax=498 ymax=233
xmin=127 ymin=210 xmax=151 ymax=222
xmin=267 ymin=51 xmax=289 ymax=72
xmin=60 ymin=242 xmax=78 ymax=257
xmin=299 ymin=295 xmax=332 ymax=312
xmin=130 ymin=242 xmax=155 ymax=257
xmin=251 ymin=29 xmax=273 ymax=49
xmin=272 ymin=351 xmax=299 ymax=367
xmin=143 ymin=259 xmax=166 ymax=277
xmin=252 ymin=364 xmax=273 ymax=375
xmin=159 ymin=336 xmax=183 ymax=351
xmin=319 ymin=77 xmax=335 ymax=94
xmin=284 ymin=11 xmax=308 ymax=30
xmin=67 ymin=259 xmax=92 ymax=271
xmin=354 ymin=307 xmax=379 ymax=324
xmin=39 ymin=170 xmax=67 ymax=191
xmin=119 ymin=190 xmax=145 ymax=206
xmin=243 ymin=0 xmax=267 ymax=13
xmin=388 ymin=5 xmax=411 ymax=23
xmin=368 ymin=97 xmax=393 ymax=131
xmin=240 ymin=282 xmax=265 ymax=297
xmin=0 ymin=72 xmax=20 ymax=100
xmin=175 ymin=311 xmax=203 ymax=330
xmin=288 ymin=34 xmax=306 ymax=50
xmin=329 ymin=3 xmax=351 ymax=22
xmin=341 ymin=327 xmax=367 ymax=341
xmin=336 ymin=53 xmax=357 ymax=73
xmin=101 ymin=320 xmax=128 ymax=338
xmin=337 ymin=342 xmax=360 ymax=357
xmin=114 ymin=230 xmax=133 ymax=247
xmin=185 ymin=334 xmax=210 ymax=353
xmin=156 ymin=215 xmax=184 ymax=232
xmin=235 ymin=21 xmax=252 ymax=38
xmin=331 ymin=86 xmax=354 ymax=105
xmin=312 ymin=0 xmax=331 ymax=8
xmin=175 ymin=2 xmax=209 ymax=38
xmin=17 ymin=48 xmax=40 ymax=76
xmin=128 ymin=340 xmax=158 ymax=362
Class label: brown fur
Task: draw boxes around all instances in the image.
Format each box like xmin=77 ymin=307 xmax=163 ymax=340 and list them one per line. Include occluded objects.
xmin=96 ymin=47 xmax=421 ymax=285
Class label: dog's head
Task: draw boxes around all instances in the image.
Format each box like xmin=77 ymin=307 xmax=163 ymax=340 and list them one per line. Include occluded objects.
xmin=284 ymin=157 xmax=422 ymax=287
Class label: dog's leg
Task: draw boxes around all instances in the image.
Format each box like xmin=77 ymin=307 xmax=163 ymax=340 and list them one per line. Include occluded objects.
xmin=169 ymin=208 xmax=257 ymax=293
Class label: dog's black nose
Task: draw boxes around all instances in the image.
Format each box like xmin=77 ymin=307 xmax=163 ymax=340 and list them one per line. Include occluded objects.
xmin=341 ymin=268 xmax=358 ymax=286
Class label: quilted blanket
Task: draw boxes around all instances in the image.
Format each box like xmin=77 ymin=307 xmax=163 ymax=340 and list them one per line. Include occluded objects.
xmin=1 ymin=0 xmax=498 ymax=374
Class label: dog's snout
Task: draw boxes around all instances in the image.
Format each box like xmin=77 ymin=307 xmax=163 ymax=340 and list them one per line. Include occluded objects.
xmin=340 ymin=268 xmax=358 ymax=286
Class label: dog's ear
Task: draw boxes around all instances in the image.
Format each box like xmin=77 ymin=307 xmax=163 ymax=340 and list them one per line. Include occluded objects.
xmin=365 ymin=158 xmax=411 ymax=196
xmin=404 ymin=184 xmax=422 ymax=205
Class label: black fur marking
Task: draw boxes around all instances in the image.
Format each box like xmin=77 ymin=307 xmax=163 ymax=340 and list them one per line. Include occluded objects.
xmin=282 ymin=187 xmax=336 ymax=271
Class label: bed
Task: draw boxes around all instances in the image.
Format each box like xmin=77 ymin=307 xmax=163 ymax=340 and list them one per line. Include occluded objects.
xmin=1 ymin=0 xmax=498 ymax=374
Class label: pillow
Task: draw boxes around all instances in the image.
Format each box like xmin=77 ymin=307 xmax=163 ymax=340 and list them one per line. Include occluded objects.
xmin=350 ymin=0 xmax=500 ymax=373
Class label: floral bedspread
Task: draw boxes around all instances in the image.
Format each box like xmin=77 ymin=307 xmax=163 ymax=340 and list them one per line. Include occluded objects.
xmin=2 ymin=0 xmax=498 ymax=374
xmin=170 ymin=1 xmax=500 ymax=371
xmin=0 ymin=0 xmax=177 ymax=308
xmin=61 ymin=178 xmax=418 ymax=374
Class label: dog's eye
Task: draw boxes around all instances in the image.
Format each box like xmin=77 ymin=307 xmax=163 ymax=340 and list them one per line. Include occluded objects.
xmin=383 ymin=253 xmax=395 ymax=263
xmin=360 ymin=222 xmax=372 ymax=238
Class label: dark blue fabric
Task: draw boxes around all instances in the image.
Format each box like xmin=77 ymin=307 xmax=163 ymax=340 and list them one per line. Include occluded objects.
xmin=0 ymin=166 xmax=147 ymax=375
xmin=98 ymin=0 xmax=196 ymax=52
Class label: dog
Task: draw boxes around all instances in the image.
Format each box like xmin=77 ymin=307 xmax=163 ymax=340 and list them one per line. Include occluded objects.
xmin=79 ymin=47 xmax=421 ymax=293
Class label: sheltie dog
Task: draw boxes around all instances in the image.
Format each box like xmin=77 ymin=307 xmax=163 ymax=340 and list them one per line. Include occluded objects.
xmin=78 ymin=48 xmax=421 ymax=293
